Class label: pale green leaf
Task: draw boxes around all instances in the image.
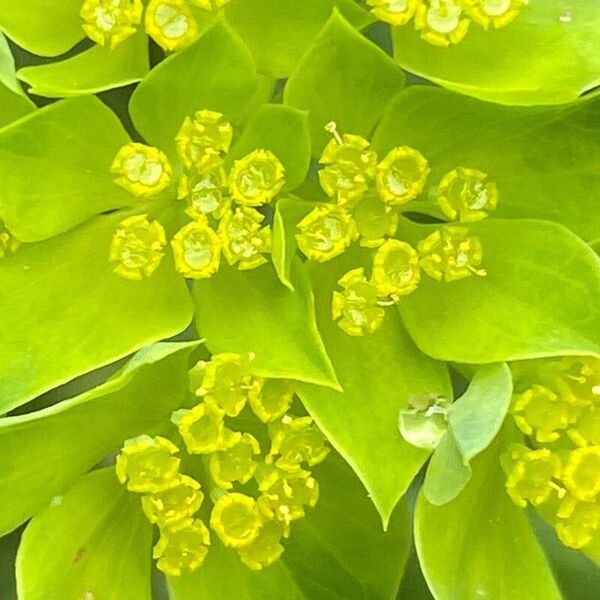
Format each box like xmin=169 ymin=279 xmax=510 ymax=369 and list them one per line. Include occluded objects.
xmin=398 ymin=219 xmax=600 ymax=363
xmin=225 ymin=0 xmax=374 ymax=78
xmin=0 ymin=210 xmax=194 ymax=412
xmin=193 ymin=261 xmax=339 ymax=389
xmin=284 ymin=10 xmax=405 ymax=154
xmin=392 ymin=1 xmax=600 ymax=105
xmin=0 ymin=95 xmax=132 ymax=242
xmin=296 ymin=245 xmax=451 ymax=525
xmin=17 ymin=29 xmax=149 ymax=98
xmin=0 ymin=341 xmax=196 ymax=536
xmin=0 ymin=32 xmax=34 ymax=127
xmin=372 ymin=87 xmax=600 ymax=243
xmin=17 ymin=469 xmax=152 ymax=600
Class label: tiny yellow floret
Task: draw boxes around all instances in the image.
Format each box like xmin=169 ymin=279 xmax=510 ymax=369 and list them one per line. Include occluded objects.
xmin=175 ymin=111 xmax=233 ymax=171
xmin=562 ymin=447 xmax=600 ymax=503
xmin=248 ymin=378 xmax=295 ymax=423
xmin=367 ymin=0 xmax=421 ymax=26
xmin=153 ymin=519 xmax=211 ymax=576
xmin=556 ymin=501 xmax=600 ymax=550
xmin=296 ymin=204 xmax=358 ymax=262
xmin=111 ymin=142 xmax=172 ymax=197
xmin=376 ymin=146 xmax=430 ymax=205
xmin=178 ymin=167 xmax=231 ymax=220
xmin=435 ymin=167 xmax=498 ymax=222
xmin=80 ymin=0 xmax=143 ymax=48
xmin=332 ymin=267 xmax=386 ymax=337
xmin=209 ymin=433 xmax=261 ymax=490
xmin=465 ymin=0 xmax=526 ymax=30
xmin=236 ymin=518 xmax=287 ymax=570
xmin=372 ymin=239 xmax=421 ymax=298
xmin=171 ymin=220 xmax=222 ymax=279
xmin=145 ymin=0 xmax=198 ymax=51
xmin=141 ymin=474 xmax=204 ymax=528
xmin=109 ymin=214 xmax=166 ymax=280
xmin=218 ymin=207 xmax=272 ymax=270
xmin=210 ymin=493 xmax=263 ymax=548
xmin=228 ymin=149 xmax=285 ymax=206
xmin=115 ymin=434 xmax=180 ymax=493
xmin=352 ymin=195 xmax=399 ymax=248
xmin=418 ymin=225 xmax=487 ymax=282
xmin=414 ymin=0 xmax=470 ymax=47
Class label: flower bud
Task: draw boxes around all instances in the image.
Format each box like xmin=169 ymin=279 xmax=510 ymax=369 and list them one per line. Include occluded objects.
xmin=248 ymin=378 xmax=295 ymax=423
xmin=236 ymin=519 xmax=287 ymax=570
xmin=209 ymin=433 xmax=261 ymax=490
xmin=210 ymin=493 xmax=263 ymax=548
xmin=352 ymin=194 xmax=398 ymax=248
xmin=399 ymin=394 xmax=451 ymax=449
xmin=153 ymin=519 xmax=211 ymax=576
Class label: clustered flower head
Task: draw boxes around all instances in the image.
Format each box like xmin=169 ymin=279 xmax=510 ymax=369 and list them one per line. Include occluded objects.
xmin=502 ymin=357 xmax=600 ymax=549
xmin=109 ymin=108 xmax=284 ymax=280
xmin=80 ymin=0 xmax=232 ymax=52
xmin=296 ymin=123 xmax=495 ymax=337
xmin=115 ymin=352 xmax=330 ymax=575
xmin=366 ymin=0 xmax=527 ymax=47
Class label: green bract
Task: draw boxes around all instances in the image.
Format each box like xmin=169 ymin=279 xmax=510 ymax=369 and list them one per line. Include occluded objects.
xmin=0 ymin=2 xmax=599 ymax=599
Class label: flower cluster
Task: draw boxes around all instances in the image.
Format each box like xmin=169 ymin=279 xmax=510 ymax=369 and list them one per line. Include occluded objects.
xmin=367 ymin=0 xmax=526 ymax=47
xmin=297 ymin=124 xmax=495 ymax=336
xmin=502 ymin=357 xmax=600 ymax=549
xmin=80 ymin=0 xmax=231 ymax=52
xmin=109 ymin=109 xmax=284 ymax=279
xmin=115 ymin=352 xmax=330 ymax=575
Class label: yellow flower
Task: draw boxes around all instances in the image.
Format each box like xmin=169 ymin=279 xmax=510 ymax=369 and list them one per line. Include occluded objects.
xmin=367 ymin=0 xmax=421 ymax=26
xmin=209 ymin=433 xmax=261 ymax=490
xmin=266 ymin=415 xmax=330 ymax=472
xmin=171 ymin=399 xmax=241 ymax=454
xmin=372 ymin=239 xmax=421 ymax=298
xmin=145 ymin=0 xmax=198 ymax=52
xmin=175 ymin=110 xmax=233 ymax=171
xmin=111 ymin=142 xmax=172 ymax=197
xmin=210 ymin=493 xmax=263 ymax=548
xmin=418 ymin=225 xmax=487 ymax=282
xmin=171 ymin=220 xmax=222 ymax=279
xmin=414 ymin=0 xmax=470 ymax=47
xmin=296 ymin=204 xmax=358 ymax=262
xmin=465 ymin=0 xmax=526 ymax=30
xmin=109 ymin=215 xmax=166 ymax=280
xmin=556 ymin=501 xmax=600 ymax=550
xmin=190 ymin=352 xmax=259 ymax=417
xmin=568 ymin=404 xmax=600 ymax=448
xmin=562 ymin=447 xmax=600 ymax=503
xmin=178 ymin=167 xmax=231 ymax=220
xmin=218 ymin=207 xmax=272 ymax=270
xmin=318 ymin=132 xmax=377 ymax=205
xmin=236 ymin=518 xmax=287 ymax=570
xmin=512 ymin=384 xmax=570 ymax=444
xmin=153 ymin=519 xmax=211 ymax=576
xmin=228 ymin=149 xmax=285 ymax=206
xmin=332 ymin=267 xmax=386 ymax=337
xmin=352 ymin=195 xmax=399 ymax=248
xmin=248 ymin=378 xmax=295 ymax=423
xmin=115 ymin=435 xmax=180 ymax=493
xmin=375 ymin=146 xmax=430 ymax=205
xmin=190 ymin=0 xmax=231 ymax=9
xmin=502 ymin=444 xmax=563 ymax=508
xmin=141 ymin=474 xmax=204 ymax=528
xmin=80 ymin=0 xmax=143 ymax=49
xmin=434 ymin=167 xmax=498 ymax=222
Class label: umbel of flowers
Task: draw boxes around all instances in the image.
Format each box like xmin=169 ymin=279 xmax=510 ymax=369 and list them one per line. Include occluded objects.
xmin=503 ymin=357 xmax=600 ymax=550
xmin=115 ymin=352 xmax=330 ymax=575
xmin=296 ymin=122 xmax=497 ymax=337
xmin=367 ymin=0 xmax=527 ymax=47
xmin=80 ymin=0 xmax=232 ymax=51
xmin=108 ymin=108 xmax=284 ymax=281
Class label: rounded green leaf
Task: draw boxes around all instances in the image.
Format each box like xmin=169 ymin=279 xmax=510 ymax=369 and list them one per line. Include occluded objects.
xmin=372 ymin=87 xmax=600 ymax=242
xmin=17 ymin=30 xmax=149 ymax=98
xmin=129 ymin=19 xmax=260 ymax=156
xmin=225 ymin=0 xmax=374 ymax=78
xmin=0 ymin=342 xmax=196 ymax=536
xmin=284 ymin=10 xmax=405 ymax=154
xmin=0 ymin=95 xmax=132 ymax=242
xmin=193 ymin=261 xmax=339 ymax=389
xmin=169 ymin=452 xmax=411 ymax=600
xmin=17 ymin=469 xmax=152 ymax=600
xmin=0 ymin=210 xmax=193 ymax=411
xmin=398 ymin=219 xmax=600 ymax=363
xmin=0 ymin=0 xmax=84 ymax=56
xmin=416 ymin=434 xmax=563 ymax=600
xmin=392 ymin=1 xmax=600 ymax=105
xmin=297 ymin=245 xmax=451 ymax=525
